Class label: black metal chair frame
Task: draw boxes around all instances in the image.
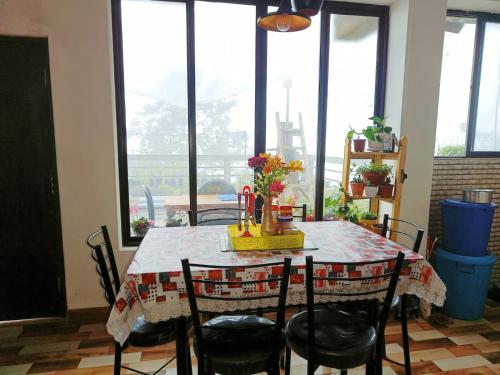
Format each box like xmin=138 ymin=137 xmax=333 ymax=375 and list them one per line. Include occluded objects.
xmin=188 ymin=208 xmax=241 ymax=226
xmin=255 ymin=203 xmax=308 ymax=223
xmin=381 ymin=214 xmax=424 ymax=375
xmin=86 ymin=226 xmax=178 ymax=375
xmin=182 ymin=257 xmax=292 ymax=375
xmin=285 ymin=253 xmax=405 ymax=375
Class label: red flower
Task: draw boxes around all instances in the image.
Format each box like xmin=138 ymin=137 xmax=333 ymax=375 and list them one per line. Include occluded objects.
xmin=269 ymin=181 xmax=285 ymax=196
xmin=248 ymin=156 xmax=267 ymax=168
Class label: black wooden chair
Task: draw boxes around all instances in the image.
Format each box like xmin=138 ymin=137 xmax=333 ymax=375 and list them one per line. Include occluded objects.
xmin=188 ymin=208 xmax=240 ymax=226
xmin=86 ymin=226 xmax=184 ymax=375
xmin=285 ymin=253 xmax=405 ymax=375
xmin=381 ymin=214 xmax=424 ymax=375
xmin=182 ymin=257 xmax=292 ymax=375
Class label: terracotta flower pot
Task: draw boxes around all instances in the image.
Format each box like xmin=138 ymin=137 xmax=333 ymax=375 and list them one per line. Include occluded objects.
xmin=361 ymin=172 xmax=387 ymax=186
xmin=353 ymin=139 xmax=366 ymax=152
xmin=379 ymin=184 xmax=394 ymax=198
xmin=370 ymin=223 xmax=384 ymax=236
xmin=350 ymin=182 xmax=365 ymax=197
xmin=357 ymin=219 xmax=377 ymax=230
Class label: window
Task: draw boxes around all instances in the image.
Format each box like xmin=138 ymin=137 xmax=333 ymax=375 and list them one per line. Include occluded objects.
xmin=113 ymin=0 xmax=388 ymax=245
xmin=435 ymin=11 xmax=500 ymax=157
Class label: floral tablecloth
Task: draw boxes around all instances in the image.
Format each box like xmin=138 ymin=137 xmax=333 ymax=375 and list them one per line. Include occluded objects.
xmin=107 ymin=221 xmax=446 ymax=345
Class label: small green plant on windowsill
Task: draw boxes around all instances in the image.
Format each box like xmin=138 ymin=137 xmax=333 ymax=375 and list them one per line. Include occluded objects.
xmin=131 ymin=217 xmax=153 ymax=236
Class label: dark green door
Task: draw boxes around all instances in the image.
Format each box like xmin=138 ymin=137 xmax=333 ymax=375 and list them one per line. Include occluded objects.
xmin=0 ymin=36 xmax=66 ymax=320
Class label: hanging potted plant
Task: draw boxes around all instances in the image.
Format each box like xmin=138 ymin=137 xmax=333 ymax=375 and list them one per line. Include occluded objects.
xmin=347 ymin=125 xmax=366 ymax=152
xmin=364 ymin=181 xmax=379 ymax=198
xmin=364 ymin=115 xmax=392 ymax=152
xmin=379 ymin=176 xmax=395 ymax=198
xmin=356 ymin=163 xmax=393 ymax=186
xmin=350 ymin=174 xmax=365 ymax=197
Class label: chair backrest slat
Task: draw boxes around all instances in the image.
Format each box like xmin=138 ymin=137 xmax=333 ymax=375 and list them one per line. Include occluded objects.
xmin=188 ymin=208 xmax=240 ymax=226
xmin=86 ymin=225 xmax=120 ymax=307
xmin=382 ymin=214 xmax=424 ymax=253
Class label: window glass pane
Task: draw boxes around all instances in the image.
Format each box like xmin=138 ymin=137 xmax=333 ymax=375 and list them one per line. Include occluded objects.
xmin=122 ymin=0 xmax=189 ymax=233
xmin=474 ymin=22 xmax=500 ymax=152
xmin=266 ymin=13 xmax=320 ymax=217
xmin=195 ymin=1 xmax=255 ymax=212
xmin=435 ymin=17 xmax=476 ymax=156
xmin=323 ymin=14 xmax=378 ymax=219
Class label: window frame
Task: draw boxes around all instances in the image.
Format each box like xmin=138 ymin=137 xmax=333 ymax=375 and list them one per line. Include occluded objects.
xmin=436 ymin=9 xmax=500 ymax=159
xmin=111 ymin=0 xmax=389 ymax=246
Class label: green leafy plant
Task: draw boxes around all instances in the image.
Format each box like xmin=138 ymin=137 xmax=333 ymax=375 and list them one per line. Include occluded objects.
xmin=356 ymin=163 xmax=393 ymax=175
xmin=346 ymin=116 xmax=392 ymax=142
xmin=360 ymin=211 xmax=377 ymax=220
xmin=131 ymin=217 xmax=153 ymax=234
xmin=351 ymin=175 xmax=364 ymax=183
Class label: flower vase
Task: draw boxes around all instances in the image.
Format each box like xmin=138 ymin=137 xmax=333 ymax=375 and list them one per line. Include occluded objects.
xmin=261 ymin=195 xmax=274 ymax=237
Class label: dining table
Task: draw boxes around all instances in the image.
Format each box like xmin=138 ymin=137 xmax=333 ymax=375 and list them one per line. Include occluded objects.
xmin=107 ymin=221 xmax=446 ymax=374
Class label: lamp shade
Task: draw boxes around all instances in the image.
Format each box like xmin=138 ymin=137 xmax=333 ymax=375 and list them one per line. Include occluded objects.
xmin=292 ymin=0 xmax=324 ymax=16
xmin=257 ymin=0 xmax=311 ymax=32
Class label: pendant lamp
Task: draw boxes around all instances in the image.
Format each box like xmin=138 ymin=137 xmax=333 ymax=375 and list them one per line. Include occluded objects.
xmin=257 ymin=0 xmax=311 ymax=32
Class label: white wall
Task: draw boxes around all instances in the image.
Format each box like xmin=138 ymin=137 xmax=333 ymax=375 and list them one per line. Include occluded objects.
xmin=385 ymin=0 xmax=447 ymax=252
xmin=0 ymin=0 xmax=132 ymax=310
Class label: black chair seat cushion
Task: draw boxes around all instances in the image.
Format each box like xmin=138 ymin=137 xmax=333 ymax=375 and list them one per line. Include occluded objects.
xmin=286 ymin=309 xmax=377 ymax=369
xmin=129 ymin=315 xmax=177 ymax=347
xmin=194 ymin=315 xmax=285 ymax=375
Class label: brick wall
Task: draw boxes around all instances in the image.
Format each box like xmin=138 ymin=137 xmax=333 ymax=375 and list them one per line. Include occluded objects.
xmin=428 ymin=158 xmax=500 ymax=284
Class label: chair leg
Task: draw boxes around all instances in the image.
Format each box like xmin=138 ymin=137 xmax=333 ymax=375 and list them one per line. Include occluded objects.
xmin=114 ymin=341 xmax=121 ymax=375
xmin=176 ymin=316 xmax=188 ymax=375
xmin=365 ymin=359 xmax=376 ymax=375
xmin=284 ymin=346 xmax=291 ymax=375
xmin=340 ymin=370 xmax=348 ymax=375
xmin=186 ymin=337 xmax=192 ymax=375
xmin=401 ymin=294 xmax=412 ymax=375
xmin=307 ymin=360 xmax=315 ymax=375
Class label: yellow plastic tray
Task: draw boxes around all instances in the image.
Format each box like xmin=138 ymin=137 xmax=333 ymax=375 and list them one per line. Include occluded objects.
xmin=227 ymin=224 xmax=305 ymax=251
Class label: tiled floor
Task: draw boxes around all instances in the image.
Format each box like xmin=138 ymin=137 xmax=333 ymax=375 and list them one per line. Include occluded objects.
xmin=3 ymin=300 xmax=500 ymax=375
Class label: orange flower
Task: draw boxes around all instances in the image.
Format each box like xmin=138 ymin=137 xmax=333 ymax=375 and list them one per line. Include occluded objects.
xmin=263 ymin=165 xmax=273 ymax=175
xmin=288 ymin=160 xmax=304 ymax=172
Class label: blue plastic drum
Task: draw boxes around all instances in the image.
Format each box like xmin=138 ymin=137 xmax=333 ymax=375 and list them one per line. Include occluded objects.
xmin=441 ymin=199 xmax=497 ymax=256
xmin=434 ymin=249 xmax=496 ymax=320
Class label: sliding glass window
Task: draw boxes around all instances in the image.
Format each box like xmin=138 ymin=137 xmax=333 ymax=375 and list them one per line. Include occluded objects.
xmin=113 ymin=0 xmax=388 ymax=245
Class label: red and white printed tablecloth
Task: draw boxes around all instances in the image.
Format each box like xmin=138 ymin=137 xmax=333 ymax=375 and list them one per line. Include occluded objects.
xmin=107 ymin=221 xmax=446 ymax=345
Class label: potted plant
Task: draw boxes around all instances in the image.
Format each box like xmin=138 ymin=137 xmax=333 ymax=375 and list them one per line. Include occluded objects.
xmin=364 ymin=181 xmax=379 ymax=197
xmin=357 ymin=211 xmax=378 ymax=230
xmin=364 ymin=115 xmax=392 ymax=152
xmin=347 ymin=126 xmax=366 ymax=152
xmin=370 ymin=223 xmax=384 ymax=236
xmin=350 ymin=174 xmax=365 ymax=197
xmin=356 ymin=163 xmax=393 ymax=186
xmin=131 ymin=217 xmax=153 ymax=236
xmin=379 ymin=176 xmax=395 ymax=198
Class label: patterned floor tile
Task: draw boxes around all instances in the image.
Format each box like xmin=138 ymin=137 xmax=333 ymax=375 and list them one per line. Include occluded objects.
xmin=447 ymin=344 xmax=482 ymax=357
xmin=449 ymin=334 xmax=490 ymax=345
xmin=390 ymin=348 xmax=455 ymax=364
xmin=27 ymin=359 xmax=80 ymax=374
xmin=77 ymin=352 xmax=141 ymax=368
xmin=0 ymin=363 xmax=32 ymax=375
xmin=433 ymin=354 xmax=492 ymax=371
xmin=475 ymin=342 xmax=500 ymax=354
xmin=20 ymin=342 xmax=80 ymax=356
xmin=409 ymin=330 xmax=446 ymax=341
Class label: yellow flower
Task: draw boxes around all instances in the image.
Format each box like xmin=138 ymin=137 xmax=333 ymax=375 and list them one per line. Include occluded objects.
xmin=288 ymin=160 xmax=304 ymax=172
xmin=259 ymin=152 xmax=270 ymax=159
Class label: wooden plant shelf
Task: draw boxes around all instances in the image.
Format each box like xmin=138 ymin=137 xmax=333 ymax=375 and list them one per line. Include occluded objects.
xmin=341 ymin=136 xmax=408 ymax=240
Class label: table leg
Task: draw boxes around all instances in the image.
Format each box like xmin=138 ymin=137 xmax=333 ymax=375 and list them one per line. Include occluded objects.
xmin=176 ymin=316 xmax=188 ymax=375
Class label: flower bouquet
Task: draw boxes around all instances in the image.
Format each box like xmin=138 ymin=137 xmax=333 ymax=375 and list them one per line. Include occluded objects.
xmin=247 ymin=153 xmax=303 ymax=236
